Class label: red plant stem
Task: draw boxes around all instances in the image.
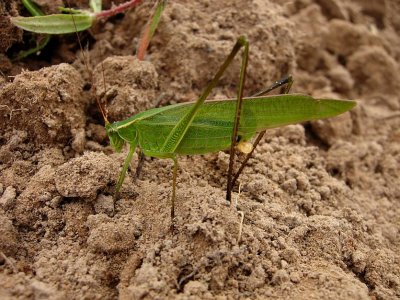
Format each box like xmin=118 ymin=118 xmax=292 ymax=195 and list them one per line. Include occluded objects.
xmin=136 ymin=22 xmax=150 ymax=60
xmin=96 ymin=0 xmax=142 ymax=19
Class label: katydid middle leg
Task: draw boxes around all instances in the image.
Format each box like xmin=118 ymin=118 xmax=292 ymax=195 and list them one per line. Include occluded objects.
xmin=170 ymin=156 xmax=178 ymax=231
xmin=134 ymin=149 xmax=145 ymax=182
xmin=226 ymin=75 xmax=293 ymax=201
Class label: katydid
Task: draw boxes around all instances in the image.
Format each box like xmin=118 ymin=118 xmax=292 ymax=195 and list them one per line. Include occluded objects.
xmin=102 ymin=37 xmax=356 ymax=227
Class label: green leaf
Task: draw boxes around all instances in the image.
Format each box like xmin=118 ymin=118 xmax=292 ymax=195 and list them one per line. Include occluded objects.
xmin=10 ymin=14 xmax=94 ymax=34
xmin=90 ymin=0 xmax=102 ymax=13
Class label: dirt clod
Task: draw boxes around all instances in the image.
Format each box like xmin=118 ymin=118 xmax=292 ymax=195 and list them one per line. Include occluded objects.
xmin=0 ymin=63 xmax=87 ymax=149
xmin=55 ymin=152 xmax=119 ymax=199
xmin=0 ymin=214 xmax=18 ymax=256
xmin=93 ymin=56 xmax=159 ymax=121
xmin=0 ymin=186 xmax=16 ymax=208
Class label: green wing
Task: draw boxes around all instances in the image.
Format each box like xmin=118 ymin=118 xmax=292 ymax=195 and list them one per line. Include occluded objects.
xmin=121 ymin=94 xmax=356 ymax=156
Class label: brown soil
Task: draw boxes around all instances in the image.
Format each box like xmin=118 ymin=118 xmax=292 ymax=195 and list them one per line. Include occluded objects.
xmin=1 ymin=0 xmax=400 ymax=299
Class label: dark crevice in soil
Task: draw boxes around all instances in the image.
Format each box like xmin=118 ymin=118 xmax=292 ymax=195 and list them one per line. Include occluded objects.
xmin=304 ymin=123 xmax=330 ymax=151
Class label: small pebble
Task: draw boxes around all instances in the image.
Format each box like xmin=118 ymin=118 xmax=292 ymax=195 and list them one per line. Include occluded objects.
xmin=281 ymin=260 xmax=288 ymax=269
xmin=281 ymin=178 xmax=297 ymax=194
xmin=271 ymin=269 xmax=289 ymax=285
xmin=0 ymin=186 xmax=16 ymax=208
xmin=39 ymin=192 xmax=52 ymax=202
xmin=318 ymin=186 xmax=331 ymax=199
xmin=71 ymin=129 xmax=86 ymax=153
xmin=351 ymin=250 xmax=367 ymax=273
xmin=290 ymin=271 xmax=301 ymax=283
xmin=310 ymin=190 xmax=322 ymax=201
xmin=94 ymin=194 xmax=115 ymax=217
xmin=49 ymin=196 xmax=62 ymax=209
xmin=296 ymin=173 xmax=310 ymax=191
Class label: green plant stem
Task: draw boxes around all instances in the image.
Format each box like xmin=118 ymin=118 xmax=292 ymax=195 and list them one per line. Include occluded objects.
xmin=12 ymin=35 xmax=50 ymax=61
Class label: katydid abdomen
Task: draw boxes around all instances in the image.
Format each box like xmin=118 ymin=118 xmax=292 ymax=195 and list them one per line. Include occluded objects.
xmin=112 ymin=94 xmax=355 ymax=157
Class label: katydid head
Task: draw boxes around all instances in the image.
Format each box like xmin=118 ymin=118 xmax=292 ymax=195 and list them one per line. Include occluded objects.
xmin=105 ymin=123 xmax=125 ymax=152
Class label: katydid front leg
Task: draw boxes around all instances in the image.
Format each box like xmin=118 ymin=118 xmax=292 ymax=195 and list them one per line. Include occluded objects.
xmin=114 ymin=144 xmax=137 ymax=198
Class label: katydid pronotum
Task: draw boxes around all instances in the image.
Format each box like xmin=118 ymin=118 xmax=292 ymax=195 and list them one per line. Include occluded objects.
xmin=101 ymin=37 xmax=355 ymax=228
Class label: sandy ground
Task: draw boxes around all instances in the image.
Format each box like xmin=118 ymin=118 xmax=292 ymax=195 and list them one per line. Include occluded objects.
xmin=1 ymin=0 xmax=400 ymax=299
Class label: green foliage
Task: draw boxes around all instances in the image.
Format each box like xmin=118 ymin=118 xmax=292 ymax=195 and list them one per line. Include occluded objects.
xmin=11 ymin=0 xmax=164 ymax=60
xmin=11 ymin=0 xmax=95 ymax=34
xmin=11 ymin=14 xmax=94 ymax=34
xmin=12 ymin=0 xmax=50 ymax=60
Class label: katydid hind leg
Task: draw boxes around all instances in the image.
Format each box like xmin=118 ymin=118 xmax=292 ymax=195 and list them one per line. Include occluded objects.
xmin=231 ymin=131 xmax=266 ymax=188
xmin=160 ymin=36 xmax=250 ymax=154
xmin=153 ymin=37 xmax=249 ymax=205
xmin=226 ymin=38 xmax=249 ymax=203
xmin=227 ymin=75 xmax=294 ymax=198
xmin=156 ymin=37 xmax=250 ymax=229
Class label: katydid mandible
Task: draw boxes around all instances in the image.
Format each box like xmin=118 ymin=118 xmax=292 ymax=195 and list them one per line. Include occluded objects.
xmin=103 ymin=37 xmax=356 ymax=225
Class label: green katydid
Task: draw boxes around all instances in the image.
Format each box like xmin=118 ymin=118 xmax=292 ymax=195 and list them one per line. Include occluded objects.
xmin=100 ymin=37 xmax=356 ymax=227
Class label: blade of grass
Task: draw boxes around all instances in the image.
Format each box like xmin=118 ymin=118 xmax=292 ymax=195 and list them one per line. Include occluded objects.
xmin=90 ymin=0 xmax=102 ymax=13
xmin=22 ymin=0 xmax=44 ymax=16
xmin=136 ymin=0 xmax=167 ymax=60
